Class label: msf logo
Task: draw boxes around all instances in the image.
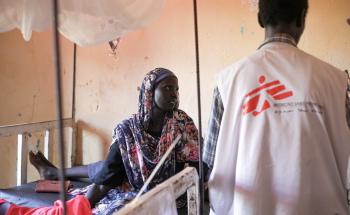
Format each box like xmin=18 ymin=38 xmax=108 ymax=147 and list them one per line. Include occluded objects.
xmin=242 ymin=75 xmax=293 ymax=116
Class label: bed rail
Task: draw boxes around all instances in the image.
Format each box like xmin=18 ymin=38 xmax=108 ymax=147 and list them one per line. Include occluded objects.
xmin=0 ymin=118 xmax=76 ymax=185
xmin=116 ymin=167 xmax=199 ymax=215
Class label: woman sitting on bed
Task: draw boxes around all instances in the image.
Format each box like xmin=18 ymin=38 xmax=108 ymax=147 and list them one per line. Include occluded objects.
xmin=0 ymin=68 xmax=206 ymax=215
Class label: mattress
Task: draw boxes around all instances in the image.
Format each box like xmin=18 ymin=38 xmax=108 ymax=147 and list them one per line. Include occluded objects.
xmin=0 ymin=181 xmax=210 ymax=214
xmin=0 ymin=180 xmax=89 ymax=208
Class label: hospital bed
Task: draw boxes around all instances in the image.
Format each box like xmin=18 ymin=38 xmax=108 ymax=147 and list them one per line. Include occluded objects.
xmin=0 ymin=180 xmax=89 ymax=208
xmin=0 ymin=119 xmax=204 ymax=214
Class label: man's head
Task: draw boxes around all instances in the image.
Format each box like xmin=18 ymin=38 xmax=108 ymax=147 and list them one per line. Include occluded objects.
xmin=258 ymin=0 xmax=308 ymax=43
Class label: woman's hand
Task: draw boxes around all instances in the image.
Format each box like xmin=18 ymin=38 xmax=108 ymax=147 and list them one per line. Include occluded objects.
xmin=85 ymin=184 xmax=112 ymax=208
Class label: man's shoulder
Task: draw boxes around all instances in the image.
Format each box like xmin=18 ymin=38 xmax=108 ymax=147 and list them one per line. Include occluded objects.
xmin=297 ymin=48 xmax=344 ymax=72
xmin=217 ymin=52 xmax=263 ymax=78
xmin=219 ymin=48 xmax=344 ymax=76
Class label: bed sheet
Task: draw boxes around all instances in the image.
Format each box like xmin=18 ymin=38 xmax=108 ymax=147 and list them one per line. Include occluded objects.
xmin=0 ymin=180 xmax=89 ymax=208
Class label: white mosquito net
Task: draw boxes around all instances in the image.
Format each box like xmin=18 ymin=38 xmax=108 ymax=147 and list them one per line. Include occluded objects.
xmin=0 ymin=0 xmax=165 ymax=46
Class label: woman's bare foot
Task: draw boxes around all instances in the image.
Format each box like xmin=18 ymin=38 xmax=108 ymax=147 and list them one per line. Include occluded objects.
xmin=29 ymin=151 xmax=58 ymax=180
xmin=36 ymin=151 xmax=56 ymax=168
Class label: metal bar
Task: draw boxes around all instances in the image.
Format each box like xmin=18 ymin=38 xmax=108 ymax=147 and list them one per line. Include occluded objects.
xmin=51 ymin=0 xmax=67 ymax=214
xmin=192 ymin=0 xmax=204 ymax=214
xmin=72 ymin=44 xmax=77 ymax=120
xmin=71 ymin=44 xmax=77 ymax=166
xmin=116 ymin=167 xmax=199 ymax=215
xmin=0 ymin=118 xmax=73 ymax=138
xmin=187 ymin=184 xmax=199 ymax=215
xmin=17 ymin=133 xmax=28 ymax=185
xmin=70 ymin=124 xmax=77 ymax=166
xmin=134 ymin=135 xmax=182 ymax=200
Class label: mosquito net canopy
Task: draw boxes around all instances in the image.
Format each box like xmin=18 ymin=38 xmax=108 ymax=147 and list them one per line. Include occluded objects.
xmin=0 ymin=0 xmax=165 ymax=46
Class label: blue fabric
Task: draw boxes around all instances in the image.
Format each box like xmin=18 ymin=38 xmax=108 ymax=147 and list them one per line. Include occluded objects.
xmin=92 ymin=188 xmax=137 ymax=215
xmin=203 ymin=87 xmax=224 ymax=168
xmin=87 ymin=142 xmax=126 ymax=187
xmin=87 ymin=161 xmax=105 ymax=182
xmin=153 ymin=68 xmax=176 ymax=90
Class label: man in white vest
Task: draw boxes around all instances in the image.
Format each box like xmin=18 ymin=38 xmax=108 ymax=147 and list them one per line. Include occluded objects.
xmin=204 ymin=0 xmax=350 ymax=214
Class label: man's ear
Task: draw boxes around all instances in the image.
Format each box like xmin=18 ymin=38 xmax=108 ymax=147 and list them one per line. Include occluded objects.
xmin=258 ymin=12 xmax=264 ymax=28
xmin=296 ymin=9 xmax=307 ymax=27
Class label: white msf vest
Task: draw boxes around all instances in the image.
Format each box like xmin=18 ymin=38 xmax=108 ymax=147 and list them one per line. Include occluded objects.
xmin=209 ymin=42 xmax=350 ymax=215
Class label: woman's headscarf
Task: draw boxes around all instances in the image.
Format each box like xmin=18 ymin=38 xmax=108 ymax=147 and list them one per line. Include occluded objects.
xmin=113 ymin=68 xmax=199 ymax=189
xmin=138 ymin=68 xmax=177 ymax=130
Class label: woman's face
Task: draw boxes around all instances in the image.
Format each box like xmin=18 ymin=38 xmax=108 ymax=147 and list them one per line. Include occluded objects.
xmin=154 ymin=76 xmax=179 ymax=112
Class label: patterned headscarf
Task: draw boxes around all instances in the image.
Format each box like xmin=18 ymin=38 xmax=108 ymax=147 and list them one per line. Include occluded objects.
xmin=113 ymin=68 xmax=199 ymax=189
xmin=138 ymin=68 xmax=177 ymax=130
